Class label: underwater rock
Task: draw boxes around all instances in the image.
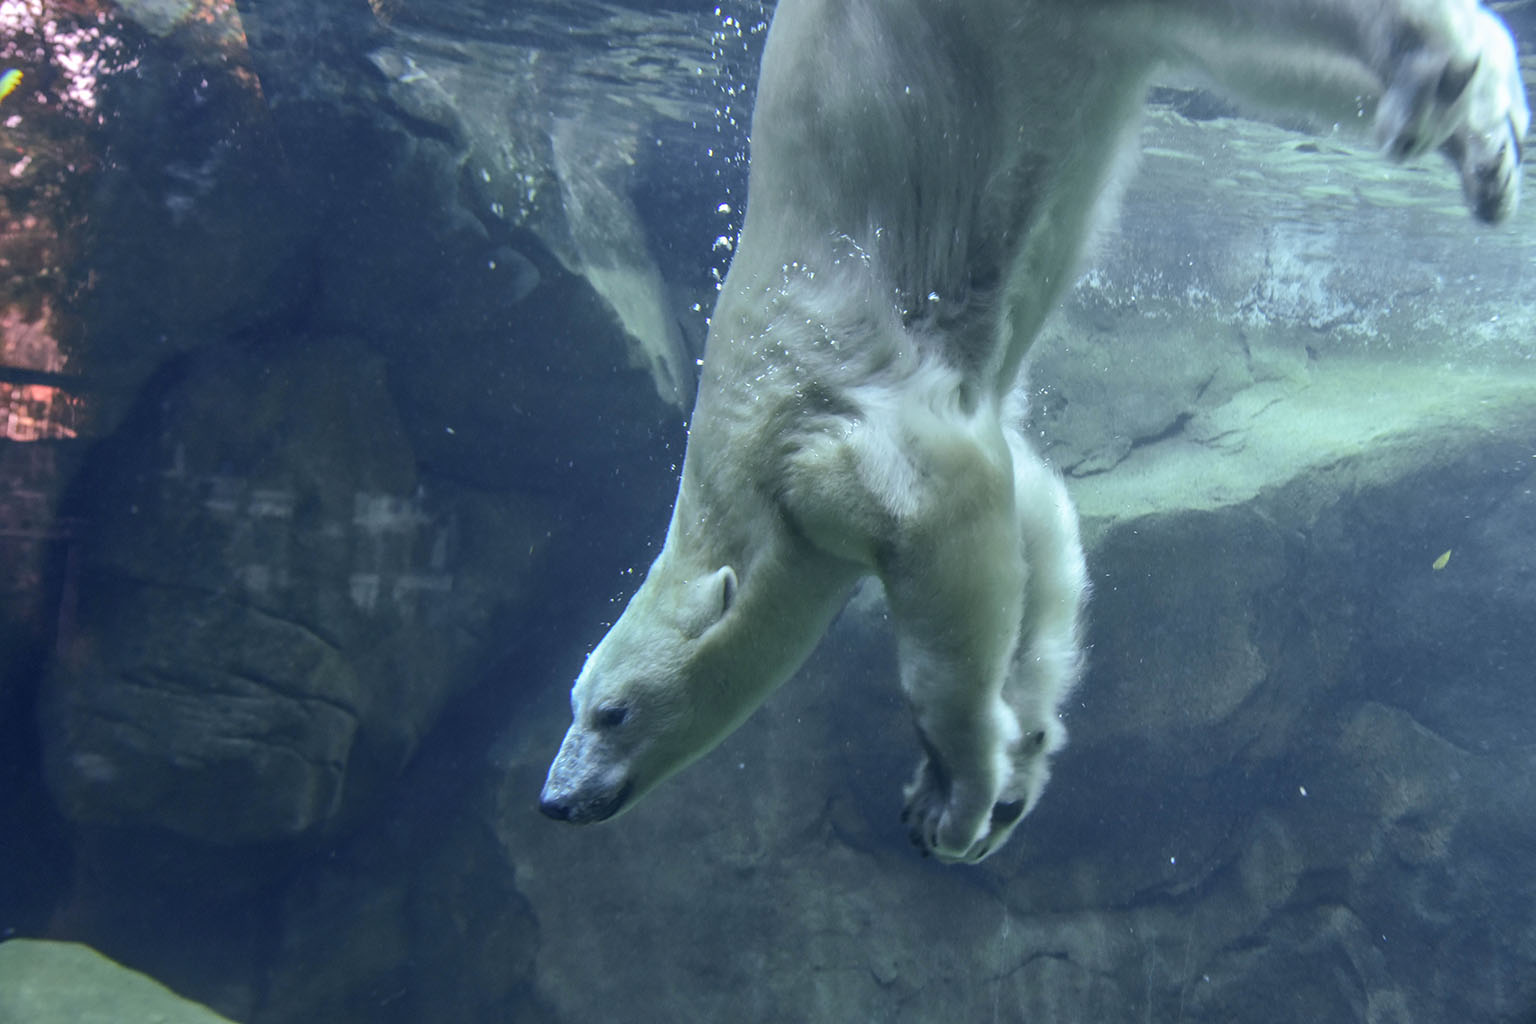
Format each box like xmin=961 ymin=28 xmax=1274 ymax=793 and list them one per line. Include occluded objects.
xmin=43 ymin=586 xmax=361 ymax=842
xmin=549 ymin=117 xmax=693 ymax=410
xmin=37 ymin=336 xmax=487 ymax=844
xmin=1032 ymin=359 xmax=1536 ymax=872
xmin=257 ymin=812 xmax=544 ymax=1023
xmin=348 ymin=39 xmax=701 ymax=411
xmin=487 ymin=246 xmax=541 ymax=305
xmin=367 ymin=51 xmax=469 ymax=146
xmin=1029 ymin=107 xmax=1535 ymax=477
xmin=75 ymin=26 xmax=306 ymax=435
xmin=0 ymin=940 xmax=236 ymax=1024
xmin=113 ymin=0 xmax=200 ymax=37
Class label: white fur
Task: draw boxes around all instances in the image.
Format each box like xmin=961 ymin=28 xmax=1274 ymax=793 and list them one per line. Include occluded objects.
xmin=542 ymin=0 xmax=1526 ymax=862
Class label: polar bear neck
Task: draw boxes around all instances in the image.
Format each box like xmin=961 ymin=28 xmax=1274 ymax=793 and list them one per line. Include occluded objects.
xmin=647 ymin=477 xmax=860 ymax=720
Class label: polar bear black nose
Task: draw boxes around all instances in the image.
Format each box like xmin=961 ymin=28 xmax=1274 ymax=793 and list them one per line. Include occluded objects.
xmin=539 ymin=796 xmax=572 ymax=821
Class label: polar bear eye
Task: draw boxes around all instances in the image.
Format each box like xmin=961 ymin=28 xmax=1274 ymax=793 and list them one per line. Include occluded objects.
xmin=594 ymin=705 xmax=629 ymax=730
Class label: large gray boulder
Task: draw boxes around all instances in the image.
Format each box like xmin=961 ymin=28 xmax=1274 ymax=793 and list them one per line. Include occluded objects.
xmin=37 ymin=336 xmax=506 ymax=844
xmin=0 ymin=940 xmax=236 ymax=1024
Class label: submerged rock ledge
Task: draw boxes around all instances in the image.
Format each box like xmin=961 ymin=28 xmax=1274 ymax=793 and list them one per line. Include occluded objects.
xmin=0 ymin=940 xmax=236 ymax=1024
xmin=1073 ymin=358 xmax=1536 ymax=539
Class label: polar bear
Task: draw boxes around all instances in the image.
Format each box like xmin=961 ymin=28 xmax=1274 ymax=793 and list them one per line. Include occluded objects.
xmin=541 ymin=0 xmax=1527 ymax=863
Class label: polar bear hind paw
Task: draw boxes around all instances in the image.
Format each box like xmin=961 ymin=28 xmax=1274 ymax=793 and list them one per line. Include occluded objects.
xmin=901 ymin=762 xmax=982 ymax=864
xmin=900 ymin=754 xmax=1029 ymax=864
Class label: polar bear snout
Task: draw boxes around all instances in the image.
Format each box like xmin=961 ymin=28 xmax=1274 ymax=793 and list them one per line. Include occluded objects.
xmin=538 ymin=780 xmax=631 ymax=823
xmin=537 ymin=792 xmax=577 ymax=821
xmin=538 ymin=772 xmax=632 ymax=824
xmin=539 ymin=728 xmax=633 ymax=824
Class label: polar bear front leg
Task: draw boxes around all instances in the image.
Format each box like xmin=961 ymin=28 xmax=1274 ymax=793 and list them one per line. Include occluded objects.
xmin=1376 ymin=2 xmax=1529 ymax=223
xmin=882 ymin=463 xmax=1027 ymax=864
xmin=1165 ymin=0 xmax=1528 ymax=222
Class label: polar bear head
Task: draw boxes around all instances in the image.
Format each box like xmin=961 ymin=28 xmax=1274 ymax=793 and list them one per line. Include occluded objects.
xmin=539 ymin=558 xmax=743 ymax=823
xmin=538 ymin=462 xmax=861 ymax=826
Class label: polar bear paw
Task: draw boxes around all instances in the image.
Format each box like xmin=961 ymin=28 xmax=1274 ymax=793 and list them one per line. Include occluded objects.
xmin=898 ymin=754 xmax=1026 ymax=865
xmin=1375 ymin=6 xmax=1528 ymax=222
xmin=900 ymin=724 xmax=1056 ymax=863
xmin=901 ymin=754 xmax=985 ymax=864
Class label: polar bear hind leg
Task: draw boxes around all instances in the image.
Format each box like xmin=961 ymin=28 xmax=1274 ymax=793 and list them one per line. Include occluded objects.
xmin=883 ymin=410 xmax=1027 ymax=864
xmin=897 ymin=427 xmax=1087 ymax=864
xmin=885 ymin=395 xmax=1090 ymax=863
xmin=978 ymin=430 xmax=1089 ymax=861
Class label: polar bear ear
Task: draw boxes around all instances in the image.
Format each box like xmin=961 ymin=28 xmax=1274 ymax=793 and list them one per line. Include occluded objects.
xmin=708 ymin=565 xmax=738 ymax=620
xmin=684 ymin=565 xmax=737 ymax=636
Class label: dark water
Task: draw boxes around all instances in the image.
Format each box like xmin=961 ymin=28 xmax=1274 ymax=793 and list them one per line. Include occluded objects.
xmin=2 ymin=1 xmax=1535 ymax=1021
